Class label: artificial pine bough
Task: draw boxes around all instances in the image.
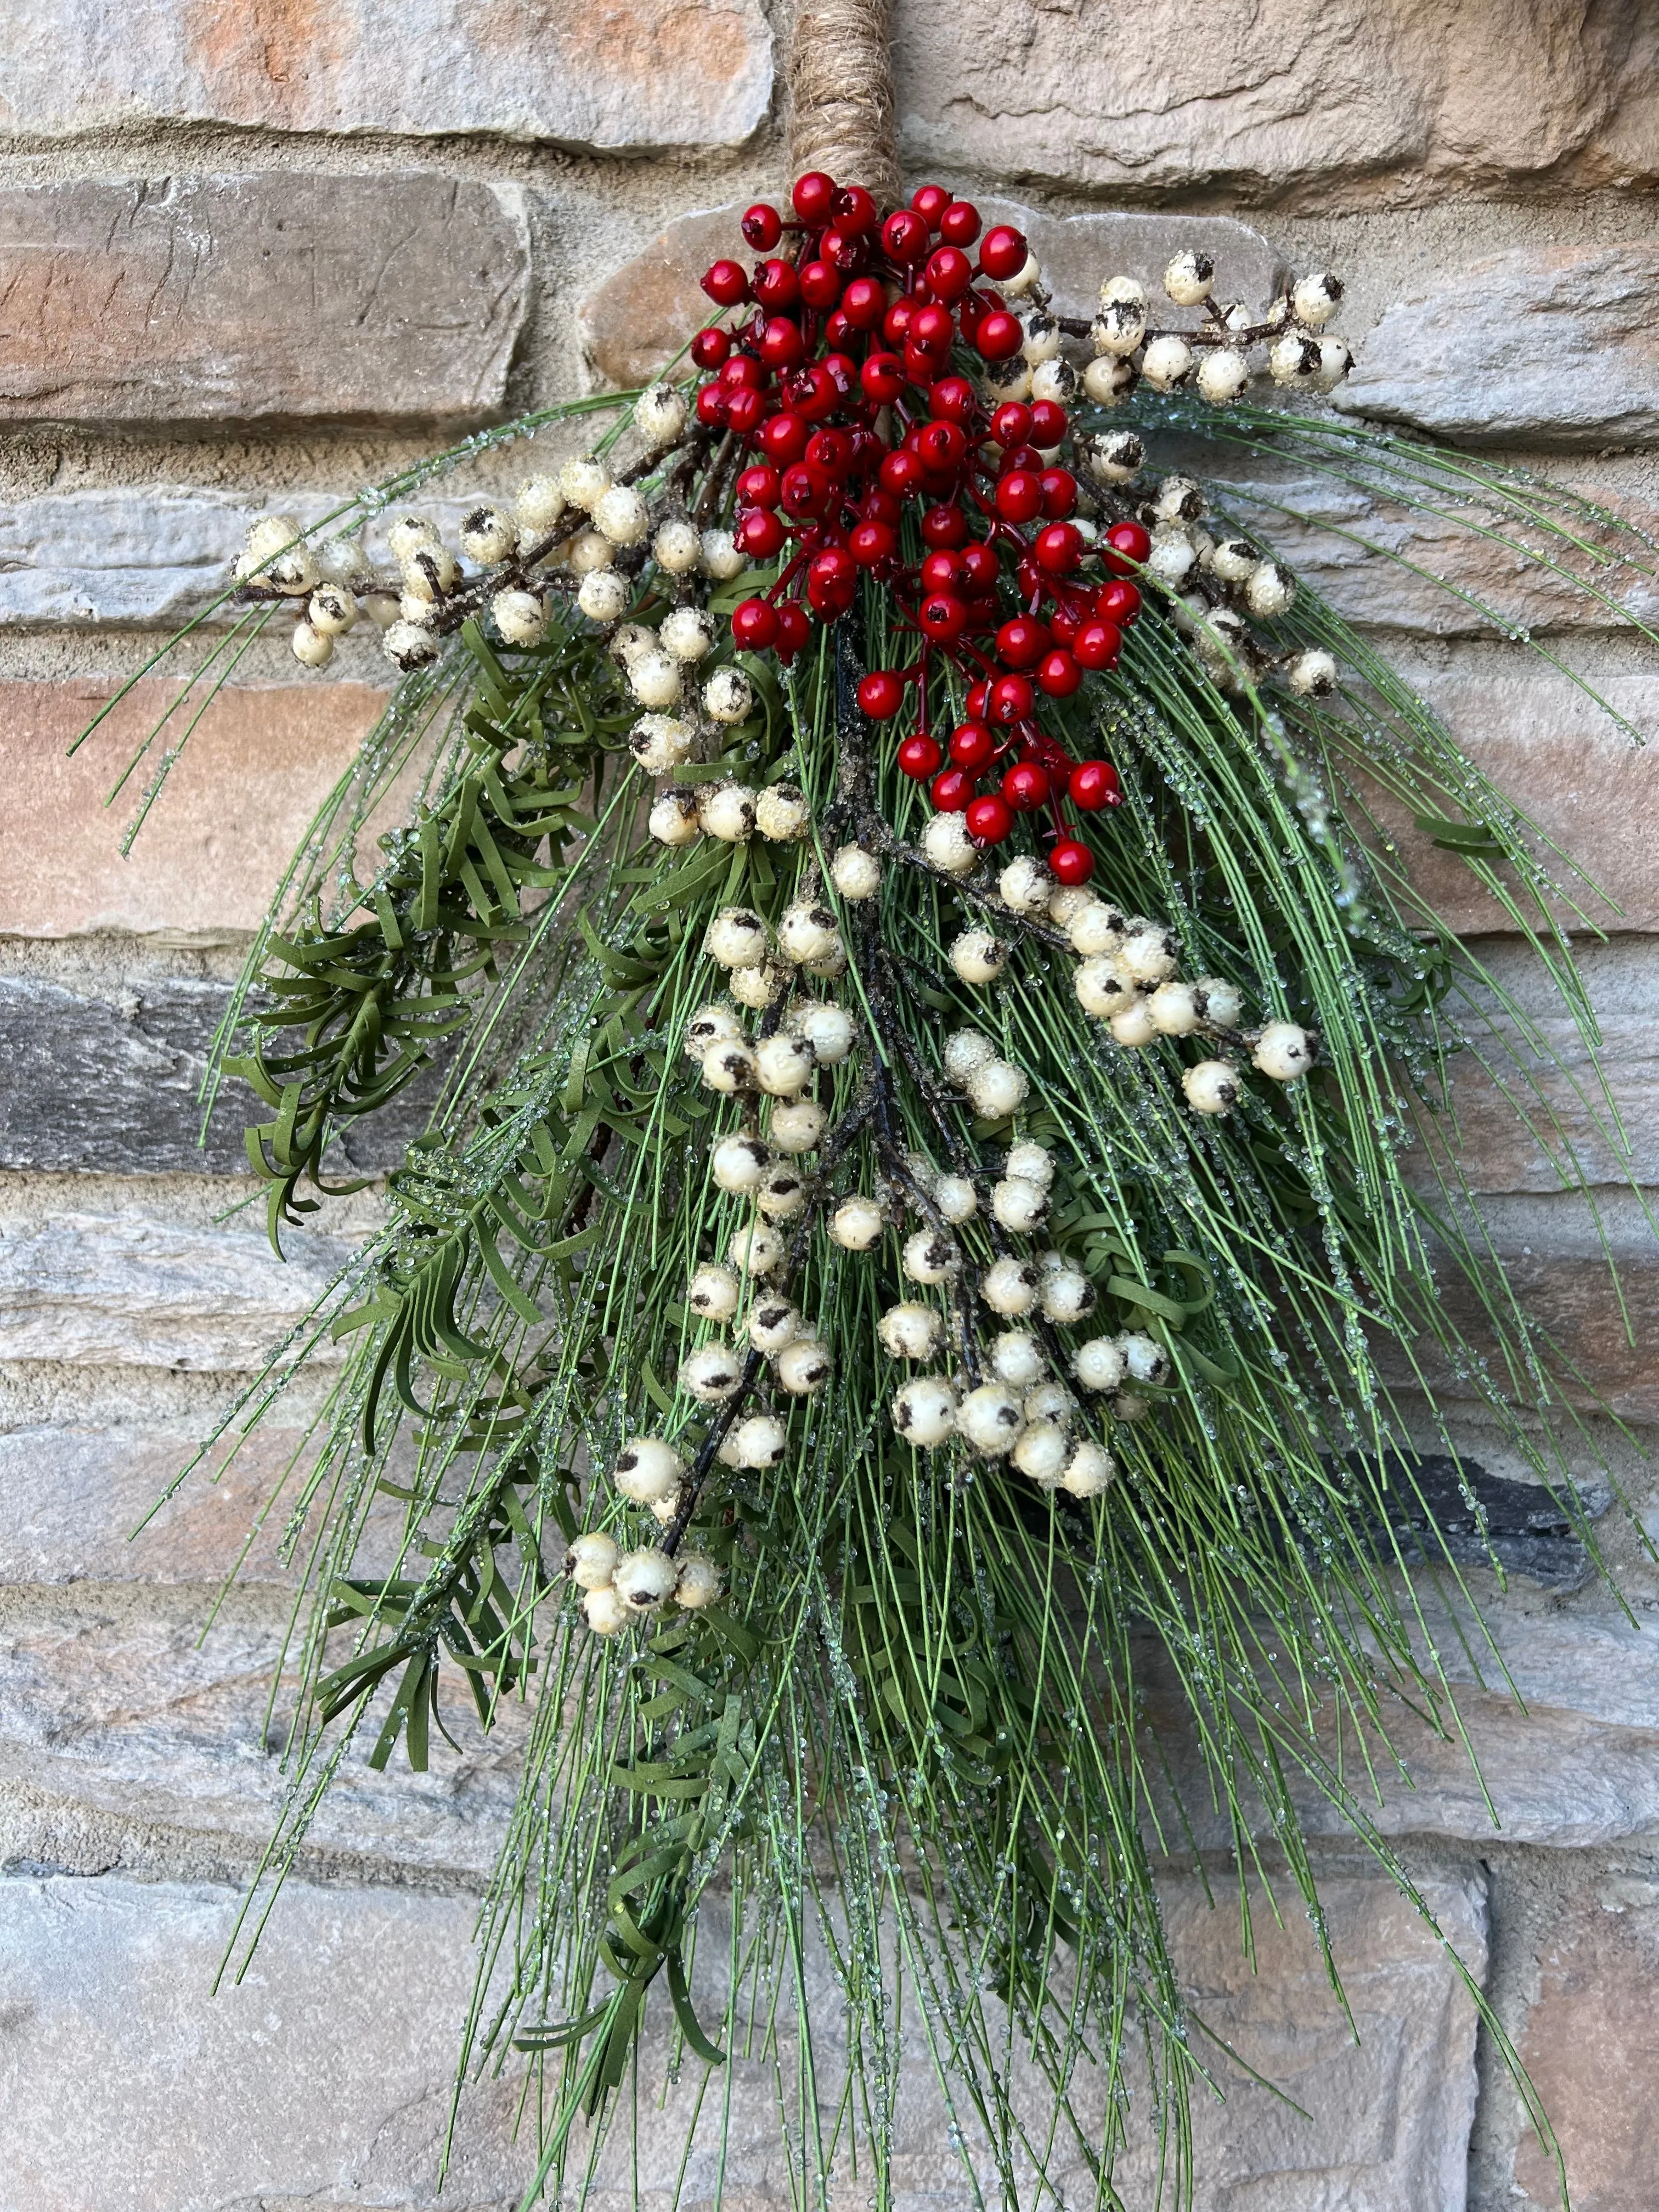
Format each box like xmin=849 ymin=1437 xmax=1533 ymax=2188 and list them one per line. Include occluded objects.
xmin=91 ymin=172 xmax=1659 ymax=2208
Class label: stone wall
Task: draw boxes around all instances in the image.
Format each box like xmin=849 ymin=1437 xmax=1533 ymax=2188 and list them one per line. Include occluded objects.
xmin=2 ymin=5 xmax=1656 ymax=2206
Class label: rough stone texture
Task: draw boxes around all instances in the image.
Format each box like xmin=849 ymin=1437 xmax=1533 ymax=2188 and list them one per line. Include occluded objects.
xmin=1337 ymin=243 xmax=1659 ymax=448
xmin=0 ymin=490 xmax=541 ymax=628
xmin=580 ymin=196 xmax=1285 ymax=387
xmin=0 ymin=175 xmax=528 ymax=426
xmin=0 ymin=1210 xmax=354 ymax=1369
xmin=893 ymin=0 xmax=1659 ymax=205
xmin=1511 ymin=1872 xmax=1659 ymax=2210
xmin=0 ymin=1875 xmax=535 ymax=2211
xmin=0 ymin=1606 xmax=526 ymax=1880
xmin=0 ymin=1 xmax=773 ymax=152
xmin=0 ymin=679 xmax=387 ymax=939
xmin=1218 ymin=475 xmax=1659 ymax=637
xmin=0 ymin=976 xmax=437 ymax=1174
xmin=1356 ymin=665 xmax=1659 ymax=935
xmin=0 ymin=1866 xmax=1482 ymax=2212
xmin=0 ymin=1425 xmax=408 ymax=1587
xmin=1417 ymin=940 xmax=1659 ymax=1194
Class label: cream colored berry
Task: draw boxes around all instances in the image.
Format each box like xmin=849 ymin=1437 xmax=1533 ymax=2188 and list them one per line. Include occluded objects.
xmin=891 ymin=1375 xmax=956 ymax=1448
xmin=830 ymin=1195 xmax=884 ymax=1251
xmin=730 ymin=962 xmax=785 ymax=1009
xmin=290 ymin=620 xmax=333 ymax=668
xmin=943 ymin=1029 xmax=996 ymax=1085
xmin=934 ymin=1174 xmax=978 ymax=1224
xmin=998 ymin=854 xmax=1052 ymax=915
xmin=630 ymin=713 xmax=695 ymax=775
xmin=577 ymin=568 xmax=629 ymax=624
xmin=1148 ymin=981 xmax=1201 ymax=1035
xmin=792 ymin=1002 xmax=856 ymax=1066
xmin=629 ymin=649 xmax=682 ymax=708
xmin=1012 ymin=1419 xmax=1070 ymax=1486
xmin=879 ymin=1301 xmax=943 ymax=1361
xmin=776 ymin=1337 xmax=831 ymax=1395
xmin=1006 ymin=1142 xmax=1053 ymax=1189
xmin=699 ymin=1039 xmax=755 ymax=1093
xmin=1183 ymin=1059 xmax=1239 ymax=1115
xmin=703 ymin=665 xmax=754 ymax=723
xmin=514 ymin=476 xmax=566 ymax=535
xmin=1068 ymin=901 xmax=1127 ymax=957
xmin=777 ymin=902 xmax=842 ymax=967
xmin=1073 ymin=1336 xmax=1127 ymax=1393
xmin=684 ymin=1003 xmax=741 ymax=1060
xmin=729 ymin=1222 xmax=783 ymax=1277
xmin=950 ymin=930 xmax=1008 ymax=986
xmin=706 ymin=907 xmax=769 ymax=968
xmin=712 ymin=1133 xmax=770 ymax=1194
xmin=921 ymin=810 xmax=977 ymax=876
xmin=831 ymin=843 xmax=882 ymax=901
xmin=1121 ymin=1332 xmax=1171 ymax=1386
xmin=731 ymin=1410 xmax=789 ymax=1466
xmin=1109 ymin=1000 xmax=1159 ymax=1048
xmin=957 ymin=1383 xmax=1026 ymax=1456
xmin=699 ymin=528 xmax=746 ymax=580
xmin=1039 ymin=1267 xmax=1094 ymax=1325
xmin=1193 ymin=977 xmax=1244 ymax=1029
xmin=674 ymin=1553 xmax=723 ymax=1609
xmin=584 ymin=1583 xmax=629 ymax=1634
xmin=307 ymin=584 xmax=357 ymax=635
xmin=755 ymin=783 xmax=809 ymax=842
xmin=680 ymin=1344 xmax=745 ymax=1402
xmin=494 ymin=589 xmax=550 ymax=647
xmin=660 ymin=606 xmax=716 ymax=662
xmin=981 ymin=1256 xmax=1040 ymax=1318
xmin=1075 ymin=956 xmax=1135 ymax=1019
xmin=755 ymin=1161 xmax=808 ymax=1218
xmin=688 ymin=1262 xmax=741 ymax=1321
xmin=614 ymin=1547 xmax=677 ymax=1611
xmin=613 ymin=1436 xmax=685 ymax=1505
xmin=653 ymin=517 xmax=702 ymax=574
xmin=566 ymin=1531 xmax=619 ymax=1589
xmin=991 ymin=1330 xmax=1045 ymax=1387
xmin=991 ymin=1177 xmax=1048 ymax=1234
xmin=769 ymin=1099 xmax=826 ymax=1153
xmin=903 ymin=1229 xmax=959 ymax=1285
xmin=560 ymin=456 xmax=611 ymax=512
xmin=967 ymin=1059 xmax=1029 ymax=1120
xmin=1060 ymin=1441 xmax=1115 ymax=1499
xmin=1253 ymin=1022 xmax=1314 ymax=1081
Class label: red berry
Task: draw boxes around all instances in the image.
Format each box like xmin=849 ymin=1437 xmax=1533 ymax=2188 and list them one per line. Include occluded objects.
xmin=850 ymin=519 xmax=897 ymax=567
xmin=1000 ymin=442 xmax=1042 ymax=474
xmin=1103 ymin=520 xmax=1152 ymax=574
xmin=825 ymin=310 xmax=854 ymax=349
xmin=760 ymin=316 xmax=806 ymax=370
xmin=910 ymin=183 xmax=951 ymax=230
xmin=861 ymin=486 xmax=902 ymax=526
xmin=966 ymin=679 xmax=991 ymax=718
xmin=932 ymin=768 xmax=974 ymax=812
xmin=793 ymin=171 xmax=836 ymax=224
xmin=780 ymin=461 xmax=832 ymax=518
xmin=1049 ymin=602 xmax=1082 ymax=646
xmin=1002 ymin=761 xmax=1050 ymax=811
xmin=742 ymin=202 xmax=783 ymax=251
xmin=695 ymin=382 xmax=729 ymax=427
xmin=1034 ymin=522 xmax=1082 ymax=574
xmin=882 ymin=207 xmax=930 ymax=264
xmin=794 ymin=362 xmax=841 ymax=421
xmin=949 ymin=719 xmax=996 ymax=770
xmin=911 ymin=303 xmax=955 ymax=353
xmin=798 ymin=259 xmax=841 ymax=309
xmin=774 ymin=600 xmax=811 ymax=661
xmin=805 ymin=427 xmax=851 ymax=475
xmin=904 ymin=342 xmax=939 ymax=386
xmin=939 ymin=200 xmax=982 ymax=248
xmin=731 ymin=597 xmax=778 ymax=650
xmin=1048 ymin=838 xmax=1095 ymax=887
xmin=1029 ymin=400 xmax=1069 ymax=446
xmin=978 ymin=224 xmax=1028 ymax=281
xmin=991 ymin=400 xmax=1032 ymax=448
xmin=760 ymin=411 xmax=809 ymax=465
xmin=1070 ymin=760 xmax=1122 ymax=811
xmin=702 ymin=258 xmax=749 ymax=307
xmin=737 ymin=462 xmax=780 ymax=508
xmin=833 ymin=184 xmax=879 ymax=236
xmin=691 ymin=327 xmax=731 ymax=369
xmin=857 ymin=669 xmax=906 ymax=718
xmin=919 ymin=592 xmax=968 ymax=642
xmin=929 ymin=375 xmax=977 ymax=424
xmin=753 ymin=257 xmax=800 ymax=311
xmin=879 ymin=449 xmax=926 ymax=499
xmin=719 ymin=352 xmax=764 ymax=391
xmin=735 ymin=506 xmax=786 ymax=557
xmin=919 ymin=550 xmax=963 ymax=591
xmin=820 ymin=226 xmax=866 ymax=274
xmin=1074 ymin=619 xmax=1123 ymax=672
xmin=975 ymin=311 xmax=1024 ymax=362
xmin=1096 ymin=578 xmax=1142 ymax=627
xmin=1036 ymin=648 xmax=1082 ymax=698
xmin=726 ymin=386 xmax=765 ymax=436
xmin=861 ymin=352 xmax=906 ymax=404
xmin=966 ymin=793 xmax=1014 ymax=844
xmin=960 ymin=543 xmax=998 ymax=593
xmin=916 ymin=419 xmax=967 ymax=475
xmin=1039 ymin=468 xmax=1078 ymax=520
xmin=924 ymin=246 xmax=973 ymax=302
xmin=898 ymin=732 xmax=943 ymax=779
xmin=883 ymin=297 xmax=913 ymax=345
xmin=807 ymin=548 xmax=857 ymax=616
xmin=995 ymin=469 xmax=1044 ymax=524
xmin=841 ymin=275 xmax=886 ymax=330
xmin=921 ymin=503 xmax=969 ymax=549
xmin=996 ymin=616 xmax=1049 ymax=669
xmin=989 ymin=674 xmax=1035 ymax=725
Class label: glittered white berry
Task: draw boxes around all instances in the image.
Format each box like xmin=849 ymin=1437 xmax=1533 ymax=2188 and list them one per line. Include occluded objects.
xmin=703 ymin=666 xmax=754 ymax=725
xmin=981 ymin=1255 xmax=1041 ymax=1318
xmin=712 ymin=1133 xmax=770 ymax=1194
xmin=688 ymin=1261 xmax=741 ymax=1321
xmin=891 ymin=1375 xmax=957 ymax=1448
xmin=1121 ymin=1332 xmax=1171 ymax=1386
xmin=674 ymin=1552 xmax=723 ymax=1609
xmin=1073 ymin=1336 xmax=1126 ymax=1393
xmin=921 ymin=810 xmax=978 ymax=876
xmin=997 ymin=855 xmax=1052 ymax=915
xmin=1245 ymin=561 xmax=1296 ymax=620
xmin=1060 ymin=1441 xmax=1115 ymax=1499
xmin=991 ymin=1177 xmax=1048 ymax=1234
xmin=493 ymin=589 xmax=550 ymax=647
xmin=1252 ymin=1022 xmax=1314 ymax=1081
xmin=699 ymin=1039 xmax=755 ymax=1093
xmin=830 ymin=1195 xmax=884 ymax=1251
xmin=1291 ymin=272 xmax=1343 ymax=329
xmin=1039 ymin=1266 xmax=1094 ymax=1325
xmin=584 ymin=1582 xmax=629 ymax=1634
xmin=769 ymin=1098 xmax=826 ymax=1153
xmin=1140 ymin=335 xmax=1194 ymax=391
xmin=1068 ymin=900 xmax=1128 ymax=957
xmin=307 ymin=583 xmax=357 ymax=636
xmin=991 ymin=1330 xmax=1045 ymax=1386
xmin=731 ymin=1409 xmax=789 ymax=1465
xmin=1192 ymin=977 xmax=1244 ymax=1029
xmin=577 ymin=568 xmax=629 ymax=624
xmin=290 ymin=620 xmax=333 ymax=669
xmin=630 ymin=712 xmax=695 ymax=775
xmin=1075 ymin=956 xmax=1135 ymax=1019
xmin=754 ymin=1032 xmax=817 ymax=1098
xmin=706 ymin=907 xmax=769 ymax=968
xmin=967 ymin=1059 xmax=1029 ymax=1120
xmin=699 ymin=528 xmax=746 ymax=580
xmin=566 ymin=1531 xmax=619 ymax=1589
xmin=613 ymin=1436 xmax=685 ymax=1505
xmin=1285 ymin=648 xmax=1338 ymax=698
xmin=957 ymin=1382 xmax=1026 ymax=1456
xmin=1012 ymin=1419 xmax=1070 ymax=1486
xmin=949 ymin=930 xmax=1008 ymax=986
xmin=1083 ymin=356 xmax=1137 ymax=407
xmin=831 ymin=843 xmax=882 ymax=901
xmin=792 ymin=1002 xmax=856 ymax=1066
xmin=614 ymin=1547 xmax=677 ymax=1611
xmin=729 ymin=1222 xmax=783 ymax=1277
xmin=1163 ymin=250 xmax=1214 ymax=307
xmin=776 ymin=1336 xmax=831 ymax=1395
xmin=755 ymin=783 xmax=809 ymax=842
xmin=1183 ymin=1059 xmax=1239 ymax=1115
xmin=1147 ymin=981 xmax=1200 ymax=1036
xmin=382 ymin=620 xmax=438 ymax=669
xmin=943 ymin=1029 xmax=996 ymax=1085
xmin=660 ymin=606 xmax=716 ymax=663
xmin=560 ymin=457 xmax=612 ymax=513
xmin=903 ymin=1229 xmax=959 ymax=1286
xmin=1195 ymin=348 xmax=1251 ymax=405
xmin=653 ymin=517 xmax=702 ymax=574
xmin=634 ymin=382 xmax=689 ymax=447
xmin=1109 ymin=1000 xmax=1159 ymax=1048
xmin=514 ymin=476 xmax=566 ymax=535
xmin=649 ymin=790 xmax=701 ymax=847
xmin=933 ymin=1174 xmax=978 ymax=1224
xmin=777 ymin=902 xmax=842 ymax=967
xmin=879 ymin=1300 xmax=944 ymax=1361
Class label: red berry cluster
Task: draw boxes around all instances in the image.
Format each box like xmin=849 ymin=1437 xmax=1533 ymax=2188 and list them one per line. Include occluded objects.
xmin=695 ymin=173 xmax=1152 ymax=887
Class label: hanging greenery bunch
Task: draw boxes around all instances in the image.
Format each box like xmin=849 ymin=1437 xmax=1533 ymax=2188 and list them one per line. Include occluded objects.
xmin=82 ymin=160 xmax=1659 ymax=2211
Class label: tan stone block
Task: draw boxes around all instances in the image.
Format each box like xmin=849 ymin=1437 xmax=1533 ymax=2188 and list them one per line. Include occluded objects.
xmin=1339 ymin=242 xmax=1659 ymax=448
xmin=580 ymin=197 xmax=1283 ymax=387
xmin=0 ymin=677 xmax=387 ymax=939
xmin=1350 ymin=666 xmax=1659 ymax=935
xmin=1513 ymin=1875 xmax=1659 ymax=2211
xmin=0 ymin=0 xmax=772 ymax=150
xmin=0 ymin=175 xmax=527 ymax=425
xmin=893 ymin=0 xmax=1659 ymax=206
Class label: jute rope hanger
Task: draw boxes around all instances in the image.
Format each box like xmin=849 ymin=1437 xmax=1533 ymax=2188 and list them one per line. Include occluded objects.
xmin=788 ymin=0 xmax=901 ymax=204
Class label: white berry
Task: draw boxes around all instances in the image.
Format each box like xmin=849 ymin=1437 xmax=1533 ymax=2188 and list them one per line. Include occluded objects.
xmin=729 ymin=1222 xmax=783 ymax=1277
xmin=653 ymin=518 xmax=702 ymax=574
xmin=879 ymin=1301 xmax=943 ymax=1361
xmin=903 ymin=1229 xmax=959 ymax=1285
xmin=991 ymin=1330 xmax=1045 ymax=1386
xmin=957 ymin=1383 xmax=1026 ymax=1457
xmin=1040 ymin=1267 xmax=1094 ymax=1325
xmin=967 ymin=1060 xmax=1029 ymax=1120
xmin=615 ymin=1547 xmax=677 ymax=1611
xmin=1183 ymin=1059 xmax=1239 ymax=1115
xmin=793 ymin=1002 xmax=856 ymax=1066
xmin=688 ymin=1262 xmax=741 ymax=1321
xmin=566 ymin=1531 xmax=619 ymax=1589
xmin=776 ymin=1338 xmax=831 ymax=1395
xmin=1012 ymin=1420 xmax=1070 ymax=1486
xmin=706 ymin=907 xmax=769 ymax=968
xmin=675 ymin=1553 xmax=723 ymax=1609
xmin=950 ymin=930 xmax=1008 ymax=986
xmin=981 ymin=1256 xmax=1040 ymax=1318
xmin=755 ymin=784 xmax=809 ymax=842
xmin=831 ymin=843 xmax=882 ymax=901
xmin=991 ymin=1177 xmax=1048 ymax=1234
xmin=613 ymin=1436 xmax=685 ymax=1505
xmin=754 ymin=1033 xmax=816 ymax=1098
xmin=680 ymin=1344 xmax=745 ymax=1402
xmin=1060 ymin=1441 xmax=1115 ymax=1499
xmin=891 ymin=1376 xmax=957 ymax=1448
xmin=831 ymin=1195 xmax=884 ymax=1251
xmin=769 ymin=1099 xmax=826 ymax=1153
xmin=1253 ymin=1022 xmax=1314 ymax=1081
